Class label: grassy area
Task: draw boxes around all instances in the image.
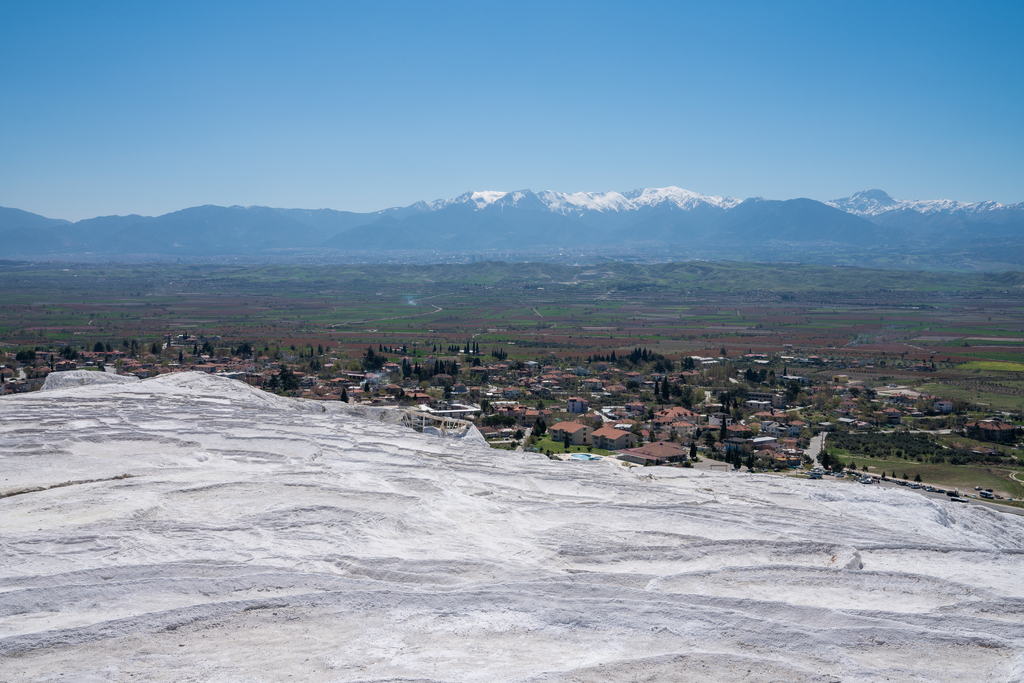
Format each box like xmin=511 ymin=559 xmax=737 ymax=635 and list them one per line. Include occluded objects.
xmin=532 ymin=436 xmax=613 ymax=456
xmin=832 ymin=452 xmax=1024 ymax=499
xmin=915 ymin=382 xmax=1024 ymax=412
xmin=959 ymin=361 xmax=1024 ymax=372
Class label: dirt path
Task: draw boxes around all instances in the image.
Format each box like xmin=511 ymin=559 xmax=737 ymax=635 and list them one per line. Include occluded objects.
xmin=331 ymin=304 xmax=443 ymax=327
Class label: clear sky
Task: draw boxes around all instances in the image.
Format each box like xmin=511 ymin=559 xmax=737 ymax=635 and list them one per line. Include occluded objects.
xmin=2 ymin=0 xmax=1022 ymax=220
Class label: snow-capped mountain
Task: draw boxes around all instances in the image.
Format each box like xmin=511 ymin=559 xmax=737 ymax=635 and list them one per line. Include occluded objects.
xmin=423 ymin=187 xmax=741 ymax=214
xmin=828 ymin=189 xmax=1022 ymax=219
xmin=1 ymin=186 xmax=1021 ymax=264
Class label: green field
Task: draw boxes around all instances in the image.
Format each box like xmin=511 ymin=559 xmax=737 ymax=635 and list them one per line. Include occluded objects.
xmin=531 ymin=437 xmax=613 ymax=456
xmin=829 ymin=451 xmax=1024 ymax=501
xmin=916 ymin=381 xmax=1024 ymax=412
xmin=959 ymin=360 xmax=1024 ymax=372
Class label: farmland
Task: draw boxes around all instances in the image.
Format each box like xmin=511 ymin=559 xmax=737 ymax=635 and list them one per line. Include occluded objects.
xmin=4 ymin=261 xmax=1024 ymax=409
xmin=3 ymin=261 xmax=1024 ymax=367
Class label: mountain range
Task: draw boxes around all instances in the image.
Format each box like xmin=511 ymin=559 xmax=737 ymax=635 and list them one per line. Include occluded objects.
xmin=2 ymin=188 xmax=1022 ymax=266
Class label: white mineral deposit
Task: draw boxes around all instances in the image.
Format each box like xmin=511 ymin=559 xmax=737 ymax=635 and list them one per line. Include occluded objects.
xmin=2 ymin=372 xmax=1022 ymax=681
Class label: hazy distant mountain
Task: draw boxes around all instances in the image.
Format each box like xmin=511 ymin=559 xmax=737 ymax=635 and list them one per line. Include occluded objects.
xmin=323 ymin=188 xmax=882 ymax=251
xmin=828 ymin=188 xmax=1024 ymax=220
xmin=828 ymin=190 xmax=1024 ymax=249
xmin=1 ymin=186 xmax=1020 ymax=266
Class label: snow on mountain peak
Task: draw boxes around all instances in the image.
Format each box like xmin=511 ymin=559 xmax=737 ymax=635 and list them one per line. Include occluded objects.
xmin=426 ymin=187 xmax=740 ymax=214
xmin=541 ymin=186 xmax=740 ymax=213
xmin=469 ymin=191 xmax=510 ymax=208
xmin=828 ymin=190 xmax=1013 ymax=218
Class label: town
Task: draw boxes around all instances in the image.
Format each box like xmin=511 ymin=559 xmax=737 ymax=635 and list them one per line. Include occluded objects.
xmin=5 ymin=328 xmax=1021 ymax=503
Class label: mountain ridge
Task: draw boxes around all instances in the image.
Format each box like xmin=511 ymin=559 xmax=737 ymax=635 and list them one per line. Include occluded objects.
xmin=2 ymin=187 xmax=1021 ymax=265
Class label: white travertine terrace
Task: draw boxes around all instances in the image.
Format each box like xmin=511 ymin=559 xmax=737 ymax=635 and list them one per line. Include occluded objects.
xmin=1 ymin=372 xmax=1023 ymax=681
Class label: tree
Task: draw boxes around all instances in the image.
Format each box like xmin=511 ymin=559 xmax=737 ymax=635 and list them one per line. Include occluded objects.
xmin=534 ymin=416 xmax=547 ymax=437
xmin=276 ymin=366 xmax=300 ymax=392
xmin=93 ymin=342 xmax=105 ymax=353
xmin=563 ymin=432 xmax=571 ymax=450
xmin=914 ymin=473 xmax=922 ymax=482
xmin=363 ymin=347 xmax=385 ymax=371
xmin=679 ymin=385 xmax=694 ymax=408
xmin=341 ymin=387 xmax=350 ymax=403
xmin=819 ymin=448 xmax=833 ymax=470
xmin=689 ymin=441 xmax=697 ymax=460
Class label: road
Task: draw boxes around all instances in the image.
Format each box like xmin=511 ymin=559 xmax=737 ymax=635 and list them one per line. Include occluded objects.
xmin=807 ymin=432 xmax=825 ymax=467
xmin=869 ymin=478 xmax=1024 ymax=517
xmin=330 ymin=303 xmax=443 ymax=327
xmin=516 ymin=427 xmax=532 ymax=452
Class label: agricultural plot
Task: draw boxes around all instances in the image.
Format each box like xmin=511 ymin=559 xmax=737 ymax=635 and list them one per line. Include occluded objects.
xmin=3 ymin=260 xmax=1024 ymax=375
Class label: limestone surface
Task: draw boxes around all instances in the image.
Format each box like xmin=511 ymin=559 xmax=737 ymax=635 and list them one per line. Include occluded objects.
xmin=2 ymin=373 xmax=1023 ymax=682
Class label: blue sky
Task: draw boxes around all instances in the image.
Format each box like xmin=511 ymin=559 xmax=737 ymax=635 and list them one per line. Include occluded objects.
xmin=1 ymin=1 xmax=1022 ymax=220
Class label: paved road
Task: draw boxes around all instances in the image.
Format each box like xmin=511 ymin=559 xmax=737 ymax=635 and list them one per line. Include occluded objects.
xmin=515 ymin=427 xmax=532 ymax=452
xmin=807 ymin=432 xmax=825 ymax=467
xmin=864 ymin=478 xmax=1024 ymax=517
